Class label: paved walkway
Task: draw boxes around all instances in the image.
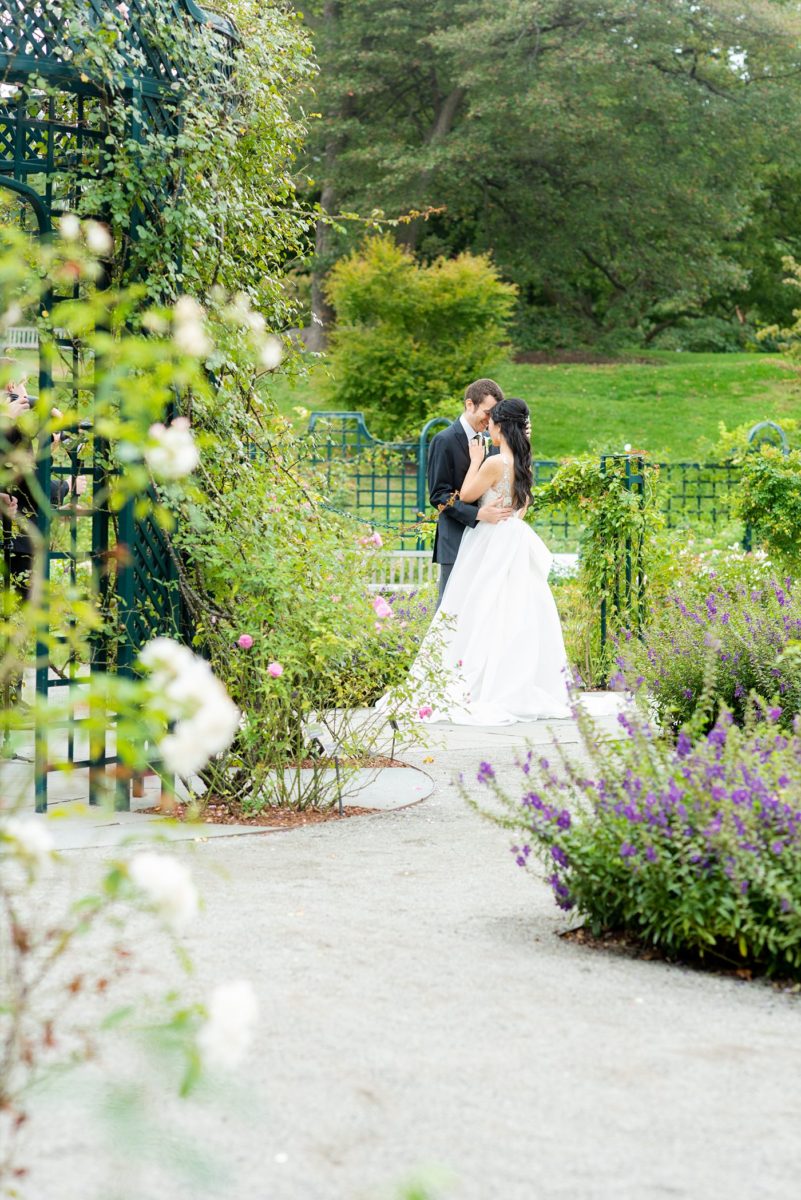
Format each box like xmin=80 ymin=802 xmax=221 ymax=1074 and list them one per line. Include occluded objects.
xmin=16 ymin=700 xmax=801 ymax=1200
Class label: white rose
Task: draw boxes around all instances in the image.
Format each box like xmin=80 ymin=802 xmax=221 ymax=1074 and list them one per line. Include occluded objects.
xmin=85 ymin=221 xmax=113 ymax=256
xmin=173 ymin=296 xmax=211 ymax=358
xmin=144 ymin=418 xmax=200 ymax=481
xmin=128 ymin=852 xmax=198 ymax=932
xmin=259 ymin=336 xmax=283 ymax=371
xmin=159 ymin=726 xmax=207 ymax=776
xmin=188 ymin=689 xmax=240 ymax=755
xmin=139 ymin=637 xmax=240 ymax=776
xmin=59 ymin=213 xmax=80 ymax=241
xmin=3 ymin=817 xmax=54 ymax=872
xmin=197 ymin=980 xmax=259 ymax=1070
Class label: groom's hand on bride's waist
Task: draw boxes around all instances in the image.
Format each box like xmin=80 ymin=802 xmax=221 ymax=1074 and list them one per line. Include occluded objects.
xmin=476 ymin=502 xmax=512 ymax=524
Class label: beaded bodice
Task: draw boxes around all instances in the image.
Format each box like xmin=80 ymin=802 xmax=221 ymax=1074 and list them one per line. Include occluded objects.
xmin=479 ymin=457 xmax=521 ymax=513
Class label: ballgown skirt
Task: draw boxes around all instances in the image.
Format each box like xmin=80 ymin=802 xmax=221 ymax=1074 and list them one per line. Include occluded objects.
xmin=379 ymin=517 xmax=571 ymax=726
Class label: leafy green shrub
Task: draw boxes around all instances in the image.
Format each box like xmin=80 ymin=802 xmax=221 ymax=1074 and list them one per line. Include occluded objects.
xmin=527 ymin=453 xmax=663 ymax=685
xmin=323 ymin=236 xmax=517 ymax=437
xmin=172 ymin=412 xmax=436 ymax=810
xmin=649 ymin=315 xmax=750 ymax=353
xmin=471 ymin=703 xmax=801 ymax=978
xmin=734 ymin=447 xmax=801 ymax=575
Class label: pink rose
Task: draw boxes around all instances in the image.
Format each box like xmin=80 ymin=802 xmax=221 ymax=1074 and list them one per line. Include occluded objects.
xmin=237 ymin=634 xmax=254 ymax=649
xmin=267 ymin=661 xmax=283 ymax=678
xmin=372 ymin=596 xmax=392 ymax=619
xmin=370 ymin=531 xmax=383 ymax=548
xmin=418 ymin=705 xmax=433 ymax=719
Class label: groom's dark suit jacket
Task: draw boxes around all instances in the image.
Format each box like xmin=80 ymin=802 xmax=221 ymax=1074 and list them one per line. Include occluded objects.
xmin=428 ymin=418 xmax=496 ymax=566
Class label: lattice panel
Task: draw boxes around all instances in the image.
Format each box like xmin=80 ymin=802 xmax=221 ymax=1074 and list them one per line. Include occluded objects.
xmin=129 ymin=510 xmax=181 ymax=649
xmin=0 ymin=1 xmax=236 ymax=85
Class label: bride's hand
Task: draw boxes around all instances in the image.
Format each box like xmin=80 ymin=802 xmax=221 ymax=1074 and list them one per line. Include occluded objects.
xmin=468 ymin=438 xmax=485 ymax=465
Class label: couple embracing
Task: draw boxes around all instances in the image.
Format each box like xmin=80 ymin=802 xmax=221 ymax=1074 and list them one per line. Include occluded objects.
xmin=384 ymin=379 xmax=571 ymax=726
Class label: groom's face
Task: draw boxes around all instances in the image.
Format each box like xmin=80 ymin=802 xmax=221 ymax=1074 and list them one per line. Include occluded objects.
xmin=466 ymin=395 xmax=496 ymax=433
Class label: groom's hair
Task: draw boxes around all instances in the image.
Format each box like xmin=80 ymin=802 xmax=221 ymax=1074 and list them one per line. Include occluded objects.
xmin=464 ymin=378 xmax=504 ymax=408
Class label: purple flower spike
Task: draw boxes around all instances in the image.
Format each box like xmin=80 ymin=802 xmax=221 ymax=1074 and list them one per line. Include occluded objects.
xmin=477 ymin=762 xmax=495 ymax=784
xmin=551 ymin=845 xmax=569 ymax=868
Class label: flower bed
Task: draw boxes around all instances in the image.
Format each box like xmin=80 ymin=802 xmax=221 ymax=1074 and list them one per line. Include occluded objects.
xmin=470 ymin=703 xmax=801 ymax=978
xmin=617 ymin=570 xmax=801 ymax=733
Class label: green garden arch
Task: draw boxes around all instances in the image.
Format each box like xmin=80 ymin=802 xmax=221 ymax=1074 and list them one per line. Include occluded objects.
xmin=0 ymin=0 xmax=237 ymax=810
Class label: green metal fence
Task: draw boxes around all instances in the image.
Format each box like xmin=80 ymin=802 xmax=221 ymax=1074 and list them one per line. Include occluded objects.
xmin=307 ymin=411 xmax=748 ymax=551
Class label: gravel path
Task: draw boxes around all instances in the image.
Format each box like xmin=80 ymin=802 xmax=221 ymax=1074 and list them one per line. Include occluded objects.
xmin=19 ymin=714 xmax=801 ymax=1200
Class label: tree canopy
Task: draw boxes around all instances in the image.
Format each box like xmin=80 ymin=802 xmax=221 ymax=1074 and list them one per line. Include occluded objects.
xmin=300 ymin=0 xmax=801 ymax=345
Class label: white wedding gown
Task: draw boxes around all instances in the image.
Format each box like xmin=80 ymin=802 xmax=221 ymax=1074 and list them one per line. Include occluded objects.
xmin=385 ymin=459 xmax=571 ymax=726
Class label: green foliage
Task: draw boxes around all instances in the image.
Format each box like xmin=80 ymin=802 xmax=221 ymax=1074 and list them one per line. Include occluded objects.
xmin=735 ymin=448 xmax=801 ymax=574
xmin=168 ymin=396 xmax=433 ymax=807
xmin=471 ymin=704 xmax=801 ymax=978
xmin=649 ymin=316 xmax=751 ymax=354
xmin=617 ymin=551 xmax=801 ymax=733
xmin=322 ymin=236 xmax=516 ymax=436
xmin=550 ymin=575 xmax=604 ymax=695
xmin=0 ymin=227 xmax=220 ymax=784
xmin=303 ymin=0 xmax=801 ymax=343
xmin=58 ymin=0 xmax=315 ymax=325
xmin=528 ymin=453 xmax=662 ymax=683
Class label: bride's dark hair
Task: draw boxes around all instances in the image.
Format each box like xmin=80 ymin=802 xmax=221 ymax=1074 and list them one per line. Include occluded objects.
xmin=489 ymin=397 xmax=532 ymax=511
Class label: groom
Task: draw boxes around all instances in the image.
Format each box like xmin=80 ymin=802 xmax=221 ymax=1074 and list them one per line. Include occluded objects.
xmin=428 ymin=378 xmax=511 ymax=605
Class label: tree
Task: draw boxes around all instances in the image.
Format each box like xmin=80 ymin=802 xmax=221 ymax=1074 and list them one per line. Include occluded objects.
xmin=298 ymin=0 xmax=801 ymax=344
xmin=323 ymin=236 xmax=516 ymax=435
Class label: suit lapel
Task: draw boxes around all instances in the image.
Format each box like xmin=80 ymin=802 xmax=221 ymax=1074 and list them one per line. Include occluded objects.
xmin=452 ymin=417 xmax=470 ymax=466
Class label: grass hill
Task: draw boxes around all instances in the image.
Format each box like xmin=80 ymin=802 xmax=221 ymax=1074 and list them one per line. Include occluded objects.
xmin=267 ymin=350 xmax=800 ymax=459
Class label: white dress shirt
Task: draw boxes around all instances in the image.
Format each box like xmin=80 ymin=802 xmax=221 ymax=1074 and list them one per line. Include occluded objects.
xmin=460 ymin=413 xmax=481 ymax=444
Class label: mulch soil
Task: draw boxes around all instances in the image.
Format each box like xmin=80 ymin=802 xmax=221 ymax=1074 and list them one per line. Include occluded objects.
xmin=561 ymin=925 xmax=801 ymax=992
xmin=142 ymin=755 xmax=410 ymax=830
xmin=143 ymin=801 xmax=381 ymax=829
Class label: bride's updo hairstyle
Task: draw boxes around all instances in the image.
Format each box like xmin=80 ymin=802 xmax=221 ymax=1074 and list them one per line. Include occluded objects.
xmin=489 ymin=397 xmax=532 ymax=511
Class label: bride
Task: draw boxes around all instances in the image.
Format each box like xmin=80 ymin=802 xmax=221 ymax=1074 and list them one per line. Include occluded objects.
xmin=387 ymin=397 xmax=571 ymax=725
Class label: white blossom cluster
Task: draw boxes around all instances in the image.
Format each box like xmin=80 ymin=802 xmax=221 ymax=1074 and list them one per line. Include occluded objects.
xmin=197 ymin=979 xmax=259 ymax=1069
xmin=225 ymin=291 xmax=284 ymax=370
xmin=128 ymin=851 xmax=199 ymax=932
xmin=125 ymin=857 xmax=258 ymax=1065
xmin=139 ymin=637 xmax=240 ymax=777
xmin=58 ymin=212 xmax=113 ymax=256
xmin=145 ymin=416 xmax=200 ymax=481
xmin=1 ymin=816 xmax=54 ymax=874
xmin=172 ymin=295 xmax=212 ymax=359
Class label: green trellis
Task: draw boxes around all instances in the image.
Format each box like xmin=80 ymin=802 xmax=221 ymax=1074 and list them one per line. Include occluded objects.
xmin=306 ymin=411 xmax=745 ymax=552
xmin=0 ymin=0 xmax=237 ymax=811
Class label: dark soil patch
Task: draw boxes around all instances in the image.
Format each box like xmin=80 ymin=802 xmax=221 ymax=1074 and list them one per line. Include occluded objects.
xmin=141 ymin=755 xmax=411 ymax=829
xmin=143 ymin=800 xmax=382 ymax=828
xmin=560 ymin=925 xmax=801 ymax=992
xmin=512 ymin=349 xmax=660 ymax=366
xmin=292 ymin=755 xmax=413 ymax=770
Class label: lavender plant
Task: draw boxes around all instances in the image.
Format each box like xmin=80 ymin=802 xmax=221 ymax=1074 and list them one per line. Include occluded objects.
xmin=617 ymin=570 xmax=801 ymax=733
xmin=469 ymin=702 xmax=801 ymax=977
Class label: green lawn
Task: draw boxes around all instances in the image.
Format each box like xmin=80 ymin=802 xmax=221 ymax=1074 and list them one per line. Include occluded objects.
xmin=266 ymin=350 xmax=801 ymax=459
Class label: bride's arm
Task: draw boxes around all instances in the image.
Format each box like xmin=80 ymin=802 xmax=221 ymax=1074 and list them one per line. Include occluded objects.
xmin=460 ymin=452 xmax=503 ymax=503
